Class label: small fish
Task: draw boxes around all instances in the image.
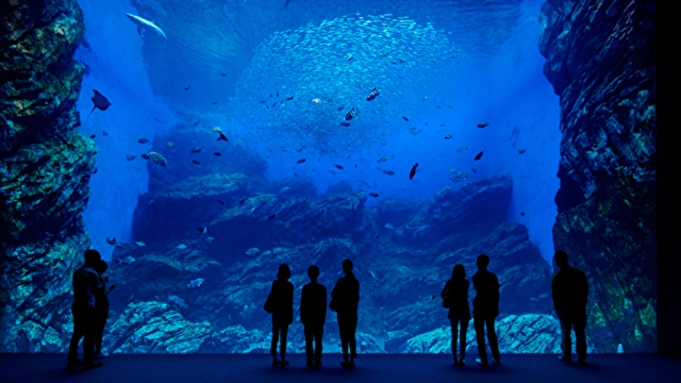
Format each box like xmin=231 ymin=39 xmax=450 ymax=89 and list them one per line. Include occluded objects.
xmin=447 ymin=104 xmax=453 ymax=109
xmin=347 ymin=54 xmax=353 ymax=61
xmin=105 ymin=237 xmax=117 ymax=246
xmin=213 ymin=152 xmax=222 ymax=156
xmin=345 ymin=108 xmax=358 ymax=121
xmin=402 ymin=116 xmax=409 ymax=121
xmin=148 ymin=152 xmax=167 ymax=167
xmin=217 ymin=133 xmax=228 ymax=142
xmin=245 ymin=248 xmax=260 ymax=255
xmin=192 ymin=160 xmax=201 ymax=165
xmin=333 ymin=164 xmax=344 ymax=170
xmin=474 ymin=151 xmax=483 ymax=161
xmin=268 ymin=214 xmax=276 ymax=221
xmin=340 ymin=122 xmax=351 ymax=127
xmin=295 ymin=146 xmax=305 ymax=152
xmin=297 ymin=158 xmax=306 ymax=164
xmin=471 ymin=167 xmax=477 ymax=173
xmin=187 ymin=278 xmax=205 ymax=288
xmin=135 ymin=241 xmax=146 ymax=247
xmin=89 ymin=134 xmax=96 ymax=139
xmin=384 ymin=223 xmax=395 ymax=230
xmin=337 ymin=105 xmax=344 ymax=111
xmin=184 ymin=85 xmax=191 ymax=91
xmin=212 ymin=101 xmax=218 ymax=104
xmin=220 ymin=73 xmax=227 ymax=76
xmin=126 ymin=154 xmax=137 ymax=161
xmin=167 ymin=142 xmax=176 ymax=148
xmin=141 ymin=153 xmax=150 ymax=160
xmin=366 ymin=87 xmax=380 ymax=101
xmin=138 ymin=138 xmax=149 ymax=144
xmin=409 ymin=127 xmax=422 ymax=135
xmin=102 ymin=131 xmax=109 ymax=136
xmin=477 ymin=122 xmax=489 ymax=128
xmin=518 ymin=149 xmax=527 ymax=154
xmin=312 ymin=98 xmax=321 ymax=104
xmin=176 ymin=244 xmax=187 ymax=250
xmin=520 ymin=211 xmax=526 ymax=216
xmin=444 ymin=135 xmax=452 ymax=140
xmin=239 ymin=196 xmax=249 ymax=205
xmin=88 ymin=89 xmax=112 ymax=118
xmin=286 ymin=96 xmax=294 ymax=101
xmin=218 ymin=200 xmax=225 ymax=205
xmin=369 ymin=192 xmax=379 ymax=198
xmin=193 ymin=120 xmax=200 ymax=126
xmin=196 ymin=226 xmax=207 ymax=233
xmin=210 ymin=126 xmax=223 ymax=132
xmin=383 ymin=170 xmax=395 ymax=176
xmin=409 ymin=163 xmax=418 ymax=180
xmin=190 ymin=148 xmax=202 ymax=154
xmin=377 ymin=155 xmax=390 ymax=163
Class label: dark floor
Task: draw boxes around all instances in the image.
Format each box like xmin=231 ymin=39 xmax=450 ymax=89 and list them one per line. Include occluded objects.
xmin=1 ymin=353 xmax=680 ymax=383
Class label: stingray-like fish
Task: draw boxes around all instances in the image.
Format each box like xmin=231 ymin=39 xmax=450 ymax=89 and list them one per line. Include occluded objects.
xmin=88 ymin=90 xmax=111 ymax=119
xmin=125 ymin=13 xmax=167 ymax=39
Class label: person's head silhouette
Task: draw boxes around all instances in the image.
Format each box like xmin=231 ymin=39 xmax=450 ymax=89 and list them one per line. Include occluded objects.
xmin=476 ymin=254 xmax=490 ymax=270
xmin=277 ymin=263 xmax=291 ymax=280
xmin=94 ymin=259 xmax=108 ymax=275
xmin=84 ymin=249 xmax=101 ymax=267
xmin=342 ymin=259 xmax=353 ymax=274
xmin=308 ymin=265 xmax=320 ymax=282
xmin=452 ymin=263 xmax=466 ymax=280
xmin=554 ymin=250 xmax=569 ymax=268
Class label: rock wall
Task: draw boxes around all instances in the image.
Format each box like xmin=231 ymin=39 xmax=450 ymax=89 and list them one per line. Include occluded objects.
xmin=0 ymin=0 xmax=94 ymax=351
xmin=539 ymin=0 xmax=656 ymax=352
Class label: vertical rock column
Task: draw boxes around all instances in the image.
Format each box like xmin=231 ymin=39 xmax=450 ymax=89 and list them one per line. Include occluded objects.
xmin=0 ymin=0 xmax=95 ymax=351
xmin=539 ymin=0 xmax=656 ymax=351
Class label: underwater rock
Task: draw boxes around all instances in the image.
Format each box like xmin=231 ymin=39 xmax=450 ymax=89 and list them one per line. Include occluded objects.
xmin=540 ymin=0 xmax=656 ymax=352
xmin=200 ymin=325 xmax=269 ymax=353
xmin=0 ymin=0 xmax=93 ymax=352
xmin=384 ymin=331 xmax=413 ymax=353
xmin=106 ymin=301 xmax=211 ymax=353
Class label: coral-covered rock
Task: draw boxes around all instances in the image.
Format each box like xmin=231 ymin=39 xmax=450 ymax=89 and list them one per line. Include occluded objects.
xmin=539 ymin=0 xmax=656 ymax=352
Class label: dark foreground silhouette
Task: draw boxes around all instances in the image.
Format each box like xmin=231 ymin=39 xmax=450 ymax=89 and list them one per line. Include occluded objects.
xmin=552 ymin=250 xmax=589 ymax=365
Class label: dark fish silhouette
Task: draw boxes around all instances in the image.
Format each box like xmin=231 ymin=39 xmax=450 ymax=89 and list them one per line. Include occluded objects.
xmin=369 ymin=192 xmax=379 ymax=198
xmin=518 ymin=149 xmax=526 ymax=154
xmin=88 ymin=90 xmax=111 ymax=118
xmin=345 ymin=108 xmax=358 ymax=121
xmin=340 ymin=122 xmax=351 ymax=127
xmin=297 ymin=158 xmax=306 ymax=164
xmin=286 ymin=96 xmax=294 ymax=100
xmin=402 ymin=116 xmax=409 ymax=121
xmin=126 ymin=155 xmax=136 ymax=161
xmin=477 ymin=122 xmax=489 ymax=128
xmin=366 ymin=87 xmax=380 ymax=101
xmin=138 ymin=138 xmax=149 ymax=144
xmin=190 ymin=148 xmax=202 ymax=153
xmin=217 ymin=133 xmax=228 ymax=142
xmin=474 ymin=151 xmax=483 ymax=161
xmin=89 ymin=134 xmax=96 ymax=139
xmin=444 ymin=135 xmax=452 ymax=139
xmin=333 ymin=164 xmax=344 ymax=170
xmin=268 ymin=214 xmax=276 ymax=221
xmin=284 ymin=0 xmax=291 ymax=7
xmin=196 ymin=226 xmax=207 ymax=233
xmin=102 ymin=131 xmax=109 ymax=136
xmin=192 ymin=160 xmax=201 ymax=165
xmin=218 ymin=200 xmax=225 ymax=205
xmin=409 ymin=163 xmax=418 ymax=180
xmin=213 ymin=152 xmax=222 ymax=156
xmin=239 ymin=196 xmax=249 ymax=205
xmin=220 ymin=73 xmax=227 ymax=76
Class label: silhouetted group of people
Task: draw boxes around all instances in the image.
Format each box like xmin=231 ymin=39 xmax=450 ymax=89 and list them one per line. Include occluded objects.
xmin=68 ymin=249 xmax=588 ymax=370
xmin=265 ymin=259 xmax=359 ymax=369
xmin=67 ymin=249 xmax=115 ymax=370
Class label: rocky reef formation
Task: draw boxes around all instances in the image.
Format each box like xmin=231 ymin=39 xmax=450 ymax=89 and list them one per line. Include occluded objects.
xmin=0 ymin=1 xmax=94 ymax=351
xmin=539 ymin=0 xmax=656 ymax=351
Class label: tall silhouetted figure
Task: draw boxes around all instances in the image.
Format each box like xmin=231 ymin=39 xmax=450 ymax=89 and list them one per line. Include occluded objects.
xmin=301 ymin=265 xmax=327 ymax=369
xmin=68 ymin=249 xmax=103 ymax=369
xmin=441 ymin=264 xmax=471 ymax=366
xmin=93 ymin=260 xmax=116 ymax=360
xmin=552 ymin=250 xmax=589 ymax=365
xmin=330 ymin=259 xmax=360 ymax=369
xmin=267 ymin=263 xmax=294 ymax=367
xmin=472 ymin=254 xmax=500 ymax=366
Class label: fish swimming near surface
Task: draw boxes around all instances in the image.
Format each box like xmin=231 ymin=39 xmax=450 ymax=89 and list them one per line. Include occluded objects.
xmin=409 ymin=163 xmax=418 ymax=180
xmin=187 ymin=278 xmax=205 ymax=289
xmin=87 ymin=90 xmax=111 ymax=119
xmin=125 ymin=13 xmax=167 ymax=39
xmin=345 ymin=108 xmax=358 ymax=121
xmin=148 ymin=151 xmax=167 ymax=167
xmin=474 ymin=151 xmax=483 ymax=161
xmin=245 ymin=248 xmax=260 ymax=256
xmin=366 ymin=87 xmax=380 ymax=101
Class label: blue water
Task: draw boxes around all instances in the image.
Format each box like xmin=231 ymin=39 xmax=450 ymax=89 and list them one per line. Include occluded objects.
xmin=75 ymin=0 xmax=559 ymax=263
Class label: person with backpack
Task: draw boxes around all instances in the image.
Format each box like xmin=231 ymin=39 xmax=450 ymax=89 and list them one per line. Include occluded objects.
xmin=441 ymin=264 xmax=471 ymax=366
xmin=264 ymin=263 xmax=294 ymax=368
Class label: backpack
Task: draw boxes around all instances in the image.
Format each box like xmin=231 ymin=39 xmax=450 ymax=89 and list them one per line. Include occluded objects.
xmin=442 ymin=287 xmax=453 ymax=309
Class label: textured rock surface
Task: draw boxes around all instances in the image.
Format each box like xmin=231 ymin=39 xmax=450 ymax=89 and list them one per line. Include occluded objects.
xmin=539 ymin=0 xmax=656 ymax=352
xmin=0 ymin=0 xmax=94 ymax=352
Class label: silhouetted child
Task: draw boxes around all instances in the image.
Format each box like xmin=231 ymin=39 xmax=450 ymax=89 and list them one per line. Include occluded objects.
xmin=93 ymin=260 xmax=115 ymax=360
xmin=472 ymin=254 xmax=500 ymax=367
xmin=330 ymin=259 xmax=360 ymax=369
xmin=301 ymin=265 xmax=327 ymax=369
xmin=441 ymin=264 xmax=471 ymax=366
xmin=552 ymin=250 xmax=589 ymax=365
xmin=267 ymin=263 xmax=293 ymax=368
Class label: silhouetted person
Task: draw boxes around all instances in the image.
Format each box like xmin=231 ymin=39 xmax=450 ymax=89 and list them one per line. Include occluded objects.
xmin=93 ymin=260 xmax=116 ymax=360
xmin=330 ymin=259 xmax=360 ymax=369
xmin=67 ymin=249 xmax=103 ymax=369
xmin=472 ymin=254 xmax=500 ymax=366
xmin=552 ymin=250 xmax=589 ymax=365
xmin=301 ymin=265 xmax=327 ymax=369
xmin=268 ymin=263 xmax=293 ymax=368
xmin=441 ymin=264 xmax=471 ymax=366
